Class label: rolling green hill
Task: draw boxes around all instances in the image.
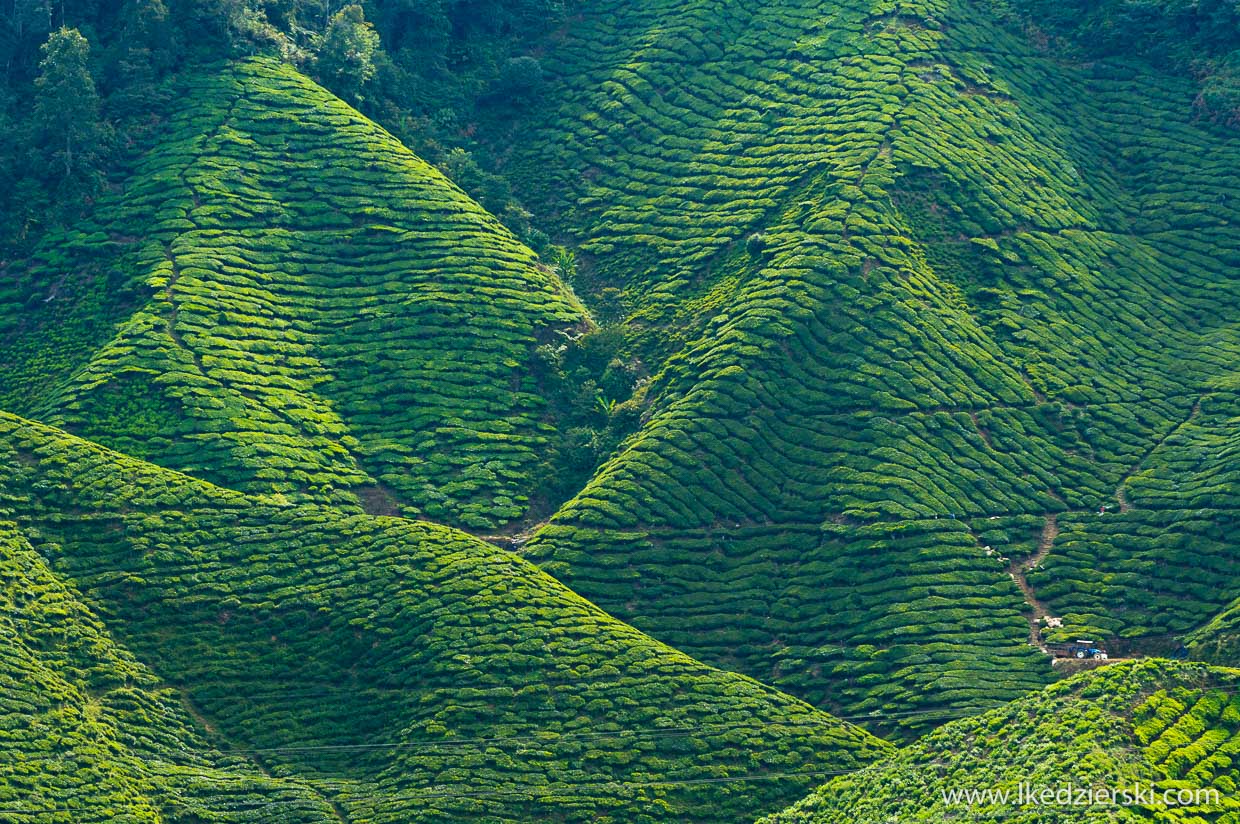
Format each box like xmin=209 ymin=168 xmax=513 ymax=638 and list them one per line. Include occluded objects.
xmin=1191 ymin=599 xmax=1240 ymax=666
xmin=0 ymin=411 xmax=888 ymax=822
xmin=1 ymin=56 xmax=586 ymax=532
xmin=761 ymin=660 xmax=1240 ymax=823
xmin=498 ymin=0 xmax=1240 ymax=726
xmin=0 ymin=519 xmax=339 ymax=822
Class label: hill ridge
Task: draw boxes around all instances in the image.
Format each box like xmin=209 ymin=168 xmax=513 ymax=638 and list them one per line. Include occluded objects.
xmin=762 ymin=660 xmax=1240 ymax=822
xmin=4 ymin=56 xmax=588 ymax=532
xmin=0 ymin=409 xmax=890 ymax=822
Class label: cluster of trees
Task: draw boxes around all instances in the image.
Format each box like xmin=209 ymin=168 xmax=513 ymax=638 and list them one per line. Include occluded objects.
xmin=0 ymin=0 xmax=571 ymax=253
xmin=997 ymin=0 xmax=1240 ymax=123
xmin=530 ymin=324 xmax=648 ymax=515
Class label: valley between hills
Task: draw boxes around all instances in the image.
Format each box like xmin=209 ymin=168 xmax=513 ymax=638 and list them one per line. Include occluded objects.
xmin=0 ymin=0 xmax=1237 ymax=821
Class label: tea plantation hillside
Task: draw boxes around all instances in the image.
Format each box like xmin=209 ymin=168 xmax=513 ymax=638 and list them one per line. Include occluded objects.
xmin=762 ymin=660 xmax=1240 ymax=823
xmin=0 ymin=56 xmax=586 ymax=532
xmin=0 ymin=412 xmax=890 ymax=823
xmin=504 ymin=0 xmax=1240 ymax=725
xmin=1026 ymin=389 xmax=1240 ymax=644
xmin=1 ymin=0 xmax=1238 ymax=820
xmin=0 ymin=520 xmax=342 ymax=822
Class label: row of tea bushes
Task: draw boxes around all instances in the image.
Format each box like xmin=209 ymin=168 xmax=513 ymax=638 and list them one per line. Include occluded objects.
xmin=1124 ymin=391 xmax=1240 ymax=512
xmin=1188 ymin=598 xmax=1240 ymax=666
xmin=0 ymin=519 xmax=338 ymax=823
xmin=1136 ymin=684 xmax=1240 ymax=801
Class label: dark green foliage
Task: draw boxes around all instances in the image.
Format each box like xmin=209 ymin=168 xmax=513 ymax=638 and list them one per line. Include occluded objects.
xmin=997 ymin=0 xmax=1239 ymax=68
xmin=527 ymin=324 xmax=649 ymax=516
xmin=1199 ymin=51 xmax=1240 ymax=124
xmin=31 ymin=27 xmax=109 ymax=212
xmin=314 ymin=4 xmax=378 ymax=103
xmin=746 ymin=232 xmax=767 ymax=257
xmin=994 ymin=0 xmax=1240 ymax=122
xmin=103 ymin=0 xmax=177 ymax=127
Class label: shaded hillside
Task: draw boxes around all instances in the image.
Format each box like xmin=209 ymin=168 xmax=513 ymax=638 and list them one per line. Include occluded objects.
xmin=761 ymin=661 xmax=1240 ymax=823
xmin=1 ymin=57 xmax=586 ymax=532
xmin=997 ymin=0 xmax=1240 ymax=123
xmin=0 ymin=521 xmax=339 ymax=822
xmin=0 ymin=412 xmax=888 ymax=822
xmin=500 ymin=0 xmax=1240 ymax=725
xmin=1191 ymin=599 xmax=1240 ymax=666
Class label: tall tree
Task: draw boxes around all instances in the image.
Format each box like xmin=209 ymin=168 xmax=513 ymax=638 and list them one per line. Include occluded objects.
xmin=31 ymin=27 xmax=106 ymax=199
xmin=120 ymin=0 xmax=175 ymax=72
xmin=106 ymin=0 xmax=174 ymax=129
xmin=316 ymin=3 xmax=378 ymax=102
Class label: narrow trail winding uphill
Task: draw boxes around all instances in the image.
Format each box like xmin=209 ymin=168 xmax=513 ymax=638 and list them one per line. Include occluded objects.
xmin=1008 ymin=514 xmax=1059 ymax=646
xmin=1010 ymin=512 xmax=1147 ymax=666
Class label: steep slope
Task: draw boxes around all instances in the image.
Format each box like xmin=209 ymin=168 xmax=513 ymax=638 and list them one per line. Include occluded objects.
xmin=0 ymin=521 xmax=339 ymax=822
xmin=499 ymin=0 xmax=1240 ymax=725
xmin=1190 ymin=599 xmax=1240 ymax=666
xmin=762 ymin=661 xmax=1240 ymax=823
xmin=0 ymin=57 xmax=586 ymax=531
xmin=1029 ymin=389 xmax=1240 ymax=645
xmin=0 ymin=412 xmax=889 ymax=823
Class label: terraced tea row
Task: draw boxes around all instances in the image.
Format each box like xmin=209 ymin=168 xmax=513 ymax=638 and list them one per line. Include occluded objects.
xmin=1191 ymin=600 xmax=1240 ymax=666
xmin=0 ymin=411 xmax=889 ymax=822
xmin=0 ymin=521 xmax=338 ymax=823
